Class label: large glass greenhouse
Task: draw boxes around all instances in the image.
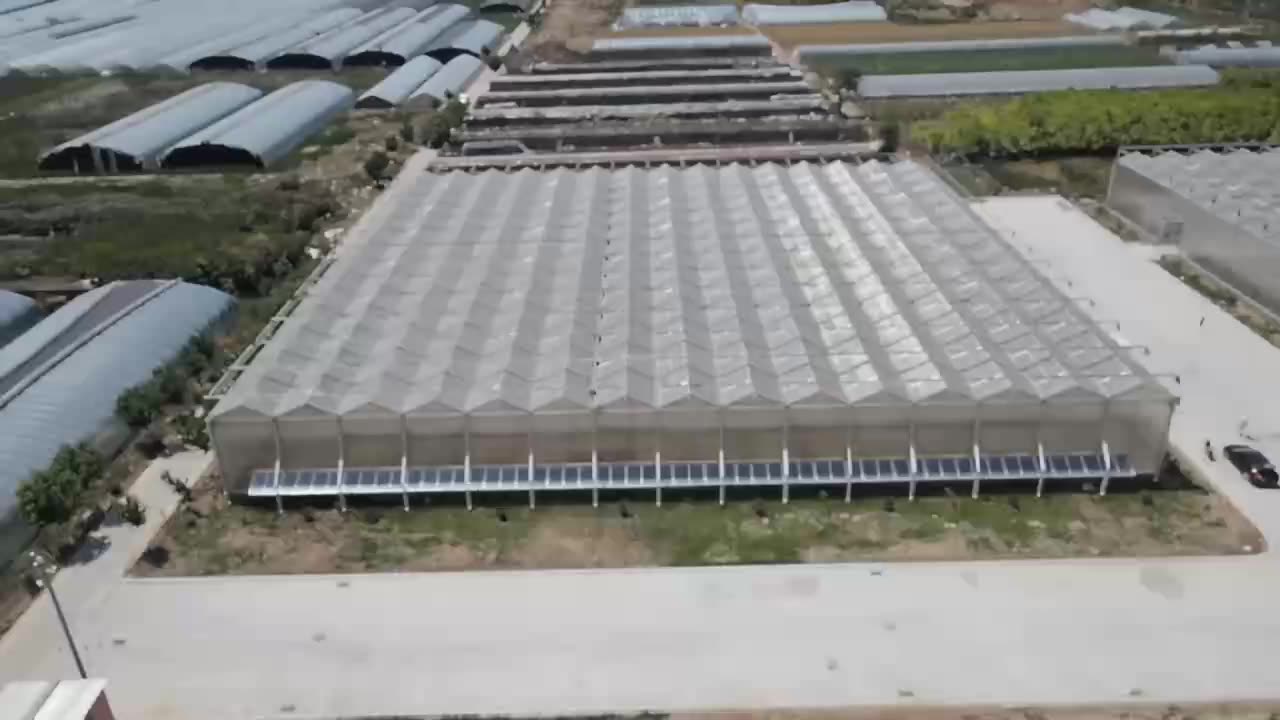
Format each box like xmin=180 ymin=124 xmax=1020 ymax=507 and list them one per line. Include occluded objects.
xmin=209 ymin=160 xmax=1176 ymax=507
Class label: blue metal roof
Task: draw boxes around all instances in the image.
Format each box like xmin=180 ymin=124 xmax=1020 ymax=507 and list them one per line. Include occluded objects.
xmin=0 ymin=280 xmax=233 ymax=535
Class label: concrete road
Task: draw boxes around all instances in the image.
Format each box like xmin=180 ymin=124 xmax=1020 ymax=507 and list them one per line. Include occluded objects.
xmin=5 ymin=196 xmax=1280 ymax=719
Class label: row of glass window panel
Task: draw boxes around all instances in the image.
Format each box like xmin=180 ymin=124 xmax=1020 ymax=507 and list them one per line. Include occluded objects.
xmin=248 ymin=452 xmax=1131 ymax=496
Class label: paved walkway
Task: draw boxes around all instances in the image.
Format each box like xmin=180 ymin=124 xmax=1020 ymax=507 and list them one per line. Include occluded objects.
xmin=5 ymin=196 xmax=1280 ymax=719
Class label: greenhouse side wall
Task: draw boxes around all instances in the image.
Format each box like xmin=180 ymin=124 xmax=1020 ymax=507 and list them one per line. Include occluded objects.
xmin=212 ymin=398 xmax=1173 ymax=491
xmin=1109 ymin=162 xmax=1280 ymax=314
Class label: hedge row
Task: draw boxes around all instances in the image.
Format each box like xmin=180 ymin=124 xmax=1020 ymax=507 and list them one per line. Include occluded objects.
xmin=912 ymin=79 xmax=1280 ymax=157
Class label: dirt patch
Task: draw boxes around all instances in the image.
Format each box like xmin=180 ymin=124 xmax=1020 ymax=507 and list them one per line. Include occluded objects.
xmin=136 ymin=473 xmax=1263 ymax=576
xmin=527 ymin=0 xmax=626 ymax=60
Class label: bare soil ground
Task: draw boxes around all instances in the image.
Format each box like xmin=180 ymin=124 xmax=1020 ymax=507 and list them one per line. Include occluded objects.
xmin=135 ymin=473 xmax=1261 ymax=576
xmin=527 ymin=0 xmax=626 ymax=59
xmin=764 ymin=20 xmax=1092 ymax=48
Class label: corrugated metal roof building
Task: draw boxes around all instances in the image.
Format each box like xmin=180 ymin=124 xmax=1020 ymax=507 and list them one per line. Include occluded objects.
xmin=0 ymin=280 xmax=233 ymax=563
xmin=425 ymin=17 xmax=503 ymax=61
xmin=38 ymin=82 xmax=263 ymax=173
xmin=345 ymin=3 xmax=472 ymax=66
xmin=209 ymin=160 xmax=1173 ymax=504
xmin=0 ymin=291 xmax=40 ymax=348
xmin=614 ymin=4 xmax=740 ymax=29
xmin=1109 ymin=148 xmax=1280 ymax=313
xmin=162 ymin=80 xmax=355 ymax=169
xmin=406 ymin=53 xmax=485 ymax=108
xmin=743 ymin=1 xmax=886 ymax=25
xmin=357 ymin=55 xmax=444 ymax=107
xmin=857 ymin=65 xmax=1220 ymax=97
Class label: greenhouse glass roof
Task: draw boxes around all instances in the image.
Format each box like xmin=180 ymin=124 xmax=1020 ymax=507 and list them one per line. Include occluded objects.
xmin=211 ymin=160 xmax=1168 ymax=423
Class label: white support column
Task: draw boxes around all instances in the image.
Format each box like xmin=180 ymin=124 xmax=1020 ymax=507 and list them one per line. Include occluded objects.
xmin=718 ymin=421 xmax=726 ymax=506
xmin=1036 ymin=440 xmax=1048 ymax=499
xmin=845 ymin=425 xmax=854 ymax=504
xmin=336 ymin=418 xmax=347 ymax=513
xmin=970 ymin=418 xmax=982 ymax=500
xmin=907 ymin=422 xmax=918 ymax=502
xmin=781 ymin=421 xmax=791 ymax=504
xmin=1100 ymin=440 xmax=1113 ymax=497
xmin=271 ymin=419 xmax=284 ymax=515
xmin=399 ymin=416 xmax=409 ymax=512
xmin=464 ymin=425 xmax=472 ymax=512
xmin=527 ymin=434 xmax=536 ymax=509
xmin=1099 ymin=401 xmax=1112 ymax=496
xmin=591 ymin=434 xmax=599 ymax=509
xmin=654 ymin=447 xmax=662 ymax=508
xmin=1035 ymin=406 xmax=1046 ymax=498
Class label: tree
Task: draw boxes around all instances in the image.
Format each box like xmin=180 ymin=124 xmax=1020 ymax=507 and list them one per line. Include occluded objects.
xmin=364 ymin=151 xmax=390 ymax=182
xmin=16 ymin=444 xmax=103 ymax=527
xmin=117 ymin=383 xmax=163 ymax=428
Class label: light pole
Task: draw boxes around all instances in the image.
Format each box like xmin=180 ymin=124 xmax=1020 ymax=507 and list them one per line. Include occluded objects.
xmin=28 ymin=551 xmax=87 ymax=679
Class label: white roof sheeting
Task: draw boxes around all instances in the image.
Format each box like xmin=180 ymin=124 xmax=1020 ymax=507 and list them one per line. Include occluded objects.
xmin=858 ymin=65 xmax=1220 ymax=97
xmin=0 ymin=281 xmax=232 ymax=539
xmin=797 ymin=33 xmax=1128 ymax=60
xmin=425 ymin=17 xmax=503 ymax=60
xmin=357 ymin=55 xmax=444 ymax=107
xmin=1174 ymin=44 xmax=1280 ymax=67
xmin=38 ymin=82 xmax=264 ymax=172
xmin=407 ymin=53 xmax=484 ymax=107
xmin=162 ymin=80 xmax=355 ymax=169
xmin=1064 ymin=6 xmax=1178 ymax=30
xmin=614 ymin=4 xmax=740 ymax=29
xmin=590 ymin=32 xmax=772 ymax=55
xmin=183 ymin=7 xmax=365 ymax=71
xmin=743 ymin=1 xmax=887 ymax=25
xmin=267 ymin=6 xmax=420 ymax=69
xmin=345 ymin=3 xmax=472 ymax=66
xmin=1119 ymin=149 xmax=1280 ymax=239
xmin=211 ymin=159 xmax=1166 ymax=427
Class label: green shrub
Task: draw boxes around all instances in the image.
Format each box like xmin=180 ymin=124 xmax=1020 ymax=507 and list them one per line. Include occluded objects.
xmin=16 ymin=444 xmax=105 ymax=527
xmin=364 ymin=151 xmax=390 ymax=181
xmin=913 ymin=85 xmax=1280 ymax=157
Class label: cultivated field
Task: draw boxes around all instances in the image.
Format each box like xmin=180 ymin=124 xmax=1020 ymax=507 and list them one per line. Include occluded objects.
xmin=134 ymin=469 xmax=1262 ymax=576
xmin=766 ymin=20 xmax=1096 ymax=48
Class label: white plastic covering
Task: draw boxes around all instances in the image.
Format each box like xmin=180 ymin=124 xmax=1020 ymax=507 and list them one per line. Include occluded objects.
xmin=1064 ymin=6 xmax=1178 ymax=30
xmin=39 ymin=82 xmax=264 ymax=172
xmin=1174 ymin=44 xmax=1280 ymax=68
xmin=743 ymin=1 xmax=886 ymax=25
xmin=614 ymin=4 xmax=740 ymax=29
xmin=406 ymin=53 xmax=484 ymax=107
xmin=858 ymin=65 xmax=1220 ymax=97
xmin=210 ymin=160 xmax=1173 ymax=488
xmin=345 ymin=3 xmax=472 ymax=66
xmin=162 ymin=80 xmax=355 ymax=169
xmin=797 ymin=34 xmax=1129 ymax=61
xmin=590 ymin=32 xmax=772 ymax=56
xmin=0 ymin=0 xmax=453 ymax=75
xmin=0 ymin=281 xmax=233 ymax=557
xmin=357 ymin=55 xmax=444 ymax=107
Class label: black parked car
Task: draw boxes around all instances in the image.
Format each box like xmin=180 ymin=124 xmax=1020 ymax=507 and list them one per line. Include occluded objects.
xmin=1224 ymin=445 xmax=1279 ymax=488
